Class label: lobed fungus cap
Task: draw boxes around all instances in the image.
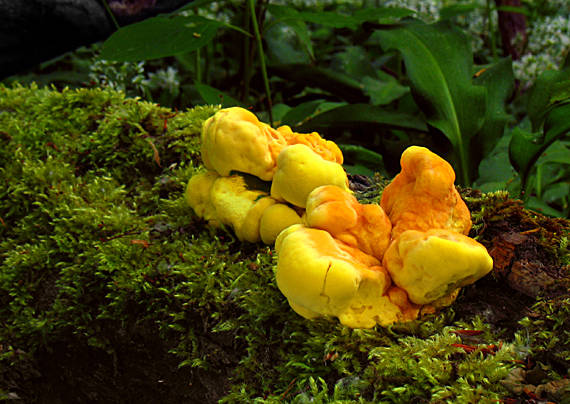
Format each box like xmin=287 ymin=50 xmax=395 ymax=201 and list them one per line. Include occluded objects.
xmin=259 ymin=203 xmax=303 ymax=245
xmin=382 ymin=228 xmax=493 ymax=305
xmin=185 ymin=170 xmax=221 ymax=224
xmin=276 ymin=125 xmax=343 ymax=164
xmin=201 ymin=107 xmax=286 ymax=181
xmin=380 ymin=146 xmax=471 ymax=239
xmin=271 ymin=144 xmax=350 ymax=208
xmin=275 ymin=224 xmax=418 ymax=328
xmin=200 ymin=107 xmax=345 ymax=182
xmin=305 ymin=185 xmax=392 ymax=260
xmin=188 ymin=173 xmax=279 ymax=243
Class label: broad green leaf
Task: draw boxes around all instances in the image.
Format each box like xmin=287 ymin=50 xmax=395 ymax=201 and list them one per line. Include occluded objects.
xmin=267 ymin=7 xmax=413 ymax=32
xmin=298 ymin=104 xmax=427 ymax=133
xmin=527 ymin=67 xmax=570 ymax=131
xmin=474 ymin=131 xmax=518 ymax=193
xmin=297 ymin=10 xmax=360 ymax=29
xmin=266 ymin=5 xmax=314 ymax=61
xmin=269 ymin=64 xmax=366 ymax=103
xmin=271 ymin=103 xmax=292 ymax=125
xmin=281 ymin=100 xmax=346 ymax=127
xmin=101 ymin=15 xmax=222 ymax=62
xmin=524 ymin=196 xmax=565 ymax=217
xmin=536 ymin=141 xmax=570 ymax=166
xmin=194 ymin=83 xmax=241 ymax=107
xmin=265 ymin=22 xmax=312 ymax=65
xmin=473 ymin=57 xmax=515 ymax=156
xmin=362 ymin=75 xmax=409 ymax=106
xmin=509 ymin=103 xmax=570 ymax=191
xmin=375 ymin=21 xmax=487 ymax=185
xmin=542 ymin=182 xmax=570 ymax=206
xmin=439 ymin=3 xmax=481 ymax=20
xmin=333 ymin=46 xmax=378 ymax=79
xmin=339 ymin=144 xmax=387 ymax=177
xmin=299 ymin=7 xmax=415 ymax=29
xmin=352 ymin=7 xmax=416 ymax=24
xmin=280 ymin=100 xmax=325 ymax=127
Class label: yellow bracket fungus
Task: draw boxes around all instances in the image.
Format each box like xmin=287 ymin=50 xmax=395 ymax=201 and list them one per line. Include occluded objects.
xmin=380 ymin=146 xmax=472 ymax=239
xmin=201 ymin=107 xmax=343 ymax=181
xmin=275 ymin=224 xmax=418 ymax=328
xmin=187 ymin=108 xmax=494 ymax=329
xmin=382 ymin=229 xmax=494 ymax=305
xmin=271 ymin=144 xmax=350 ymax=208
xmin=305 ymin=185 xmax=391 ymax=260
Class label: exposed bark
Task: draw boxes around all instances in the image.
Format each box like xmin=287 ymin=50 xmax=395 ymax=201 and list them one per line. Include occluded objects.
xmin=0 ymin=0 xmax=190 ymax=79
xmin=495 ymin=0 xmax=528 ymax=60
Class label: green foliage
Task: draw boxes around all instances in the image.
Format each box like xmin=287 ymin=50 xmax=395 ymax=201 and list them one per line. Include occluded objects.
xmin=508 ymin=65 xmax=570 ymax=216
xmin=100 ymin=15 xmax=250 ymax=62
xmin=374 ymin=21 xmax=514 ymax=185
xmin=517 ymin=295 xmax=570 ymax=377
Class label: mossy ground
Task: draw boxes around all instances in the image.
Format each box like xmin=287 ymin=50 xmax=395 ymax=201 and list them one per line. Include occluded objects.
xmin=0 ymin=85 xmax=568 ymax=403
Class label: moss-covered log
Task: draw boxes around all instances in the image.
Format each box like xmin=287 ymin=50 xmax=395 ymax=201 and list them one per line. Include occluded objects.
xmin=0 ymin=85 xmax=568 ymax=403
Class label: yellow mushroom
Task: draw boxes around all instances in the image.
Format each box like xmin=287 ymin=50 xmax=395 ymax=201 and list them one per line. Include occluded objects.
xmin=271 ymin=144 xmax=350 ymax=208
xmin=186 ymin=172 xmax=280 ymax=243
xmin=185 ymin=170 xmax=221 ymax=224
xmin=201 ymin=107 xmax=286 ymax=181
xmin=382 ymin=229 xmax=493 ymax=305
xmin=276 ymin=125 xmax=343 ymax=165
xmin=201 ymin=107 xmax=344 ymax=181
xmin=259 ymin=203 xmax=303 ymax=245
xmin=305 ymin=185 xmax=392 ymax=260
xmin=275 ymin=224 xmax=418 ymax=328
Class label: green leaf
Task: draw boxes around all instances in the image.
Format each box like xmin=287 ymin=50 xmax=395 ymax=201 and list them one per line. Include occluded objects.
xmin=297 ymin=10 xmax=360 ymax=29
xmin=375 ymin=21 xmax=487 ymax=185
xmin=473 ymin=58 xmax=515 ymax=156
xmin=281 ymin=100 xmax=346 ymax=127
xmin=339 ymin=144 xmax=387 ymax=177
xmin=509 ymin=103 xmax=570 ymax=191
xmin=298 ymin=104 xmax=427 ymax=133
xmin=439 ymin=3 xmax=482 ymax=20
xmin=269 ymin=64 xmax=366 ymax=103
xmin=267 ymin=7 xmax=413 ymax=33
xmin=266 ymin=5 xmax=314 ymax=61
xmin=101 ymin=15 xmax=223 ymax=62
xmin=352 ymin=7 xmax=416 ymax=24
xmin=527 ymin=68 xmax=570 ymax=131
xmin=194 ymin=83 xmax=241 ymax=107
xmin=362 ymin=74 xmax=409 ymax=106
xmin=524 ymin=196 xmax=565 ymax=217
xmin=474 ymin=131 xmax=518 ymax=193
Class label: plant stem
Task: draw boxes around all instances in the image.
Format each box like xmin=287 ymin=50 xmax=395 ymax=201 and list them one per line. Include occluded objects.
xmin=487 ymin=0 xmax=498 ymax=61
xmin=248 ymin=0 xmax=273 ymax=125
xmin=196 ymin=49 xmax=202 ymax=84
xmin=100 ymin=0 xmax=120 ymax=30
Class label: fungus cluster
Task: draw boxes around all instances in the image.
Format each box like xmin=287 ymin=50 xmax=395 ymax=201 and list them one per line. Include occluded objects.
xmin=186 ymin=107 xmax=493 ymax=328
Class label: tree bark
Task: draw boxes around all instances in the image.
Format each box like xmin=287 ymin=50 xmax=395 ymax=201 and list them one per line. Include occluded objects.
xmin=495 ymin=0 xmax=527 ymax=60
xmin=0 ymin=0 xmax=190 ymax=79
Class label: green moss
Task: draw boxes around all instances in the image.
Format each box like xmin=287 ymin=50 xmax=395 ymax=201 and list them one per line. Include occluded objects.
xmin=0 ymin=85 xmax=567 ymax=402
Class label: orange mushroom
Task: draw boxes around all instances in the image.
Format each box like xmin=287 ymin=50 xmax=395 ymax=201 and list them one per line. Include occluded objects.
xmin=305 ymin=185 xmax=392 ymax=260
xmin=380 ymin=146 xmax=471 ymax=239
